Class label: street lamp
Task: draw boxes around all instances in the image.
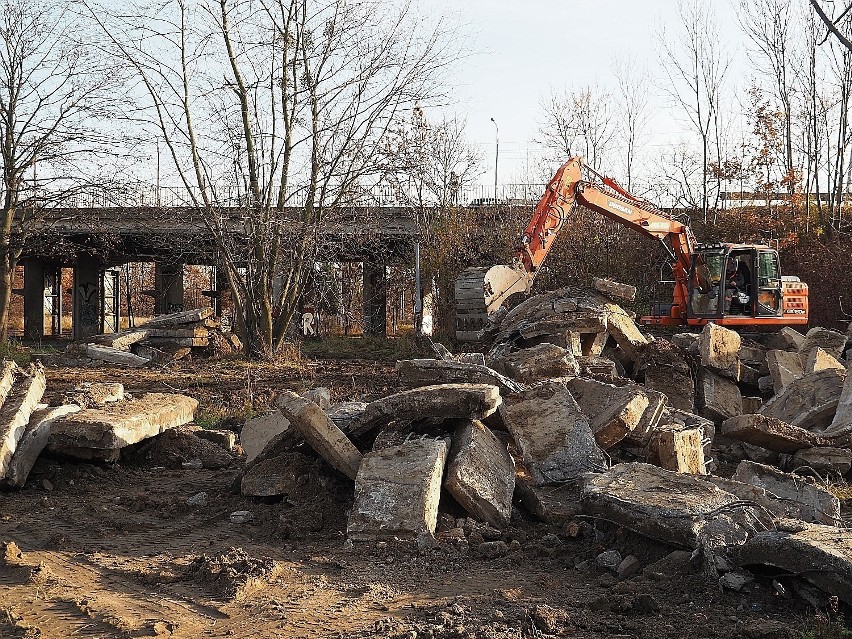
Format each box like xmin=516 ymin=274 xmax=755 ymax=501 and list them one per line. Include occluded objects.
xmin=490 ymin=117 xmax=499 ymax=204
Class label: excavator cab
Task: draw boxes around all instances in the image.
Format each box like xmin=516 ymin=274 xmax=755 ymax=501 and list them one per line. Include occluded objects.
xmin=686 ymin=244 xmax=797 ymax=325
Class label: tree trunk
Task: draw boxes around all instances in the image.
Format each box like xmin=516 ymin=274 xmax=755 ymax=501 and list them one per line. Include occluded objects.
xmin=0 ymin=251 xmax=15 ymax=343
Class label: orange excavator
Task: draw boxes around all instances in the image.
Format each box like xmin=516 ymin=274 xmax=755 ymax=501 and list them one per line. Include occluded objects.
xmin=455 ymin=157 xmax=809 ymax=341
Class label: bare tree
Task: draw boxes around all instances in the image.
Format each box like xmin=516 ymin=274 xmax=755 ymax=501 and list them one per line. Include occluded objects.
xmin=810 ymin=0 xmax=852 ymax=52
xmin=90 ymin=0 xmax=456 ymax=357
xmin=657 ymin=0 xmax=730 ymax=222
xmin=0 ymin=0 xmax=121 ymax=341
xmin=613 ymin=57 xmax=651 ymax=191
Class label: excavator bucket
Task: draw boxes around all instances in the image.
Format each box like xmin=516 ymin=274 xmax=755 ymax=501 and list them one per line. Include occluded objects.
xmin=454 ymin=264 xmax=532 ymax=341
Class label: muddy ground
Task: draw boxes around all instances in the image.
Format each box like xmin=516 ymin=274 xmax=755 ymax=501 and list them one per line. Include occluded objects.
xmin=0 ymin=353 xmax=849 ymax=638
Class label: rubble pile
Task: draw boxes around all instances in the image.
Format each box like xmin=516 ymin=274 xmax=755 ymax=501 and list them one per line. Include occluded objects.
xmin=0 ymin=372 xmax=198 ymax=487
xmin=82 ymin=308 xmax=242 ymax=366
xmin=243 ymin=285 xmax=852 ymax=607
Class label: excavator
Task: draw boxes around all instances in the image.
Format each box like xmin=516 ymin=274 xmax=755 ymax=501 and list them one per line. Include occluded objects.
xmin=455 ymin=157 xmax=809 ymax=341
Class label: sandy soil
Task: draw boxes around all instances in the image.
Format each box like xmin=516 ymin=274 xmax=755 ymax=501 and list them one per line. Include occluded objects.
xmin=0 ymin=357 xmax=846 ymax=638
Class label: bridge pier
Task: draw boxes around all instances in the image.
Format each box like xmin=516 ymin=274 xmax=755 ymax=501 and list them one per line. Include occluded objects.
xmin=362 ymin=262 xmax=387 ymax=337
xmin=23 ymin=259 xmax=46 ymax=340
xmin=155 ymin=263 xmax=185 ymax=314
xmin=73 ymin=256 xmax=101 ymax=340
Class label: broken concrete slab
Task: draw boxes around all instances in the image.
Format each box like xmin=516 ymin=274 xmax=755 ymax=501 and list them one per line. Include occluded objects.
xmin=0 ymin=360 xmax=17 ymax=406
xmin=455 ymin=353 xmax=486 ymax=366
xmin=827 ymin=369 xmax=852 ymax=438
xmin=240 ymin=452 xmax=314 ymax=497
xmin=732 ymin=460 xmax=840 ymax=525
xmin=240 ymin=410 xmax=289 ymax=463
xmin=91 ymin=328 xmax=150 ymax=350
xmin=86 ymin=344 xmax=150 ymax=367
xmin=648 ymin=427 xmax=706 ymax=474
xmin=671 ymin=332 xmax=699 ymax=353
xmin=349 ymin=384 xmax=501 ymax=437
xmin=791 ymin=447 xmax=852 ymax=476
xmin=759 ymin=368 xmax=846 ymax=433
xmin=347 ymin=438 xmax=449 ymax=541
xmin=602 ymin=304 xmax=649 ymax=363
xmin=762 ymin=327 xmax=805 ymax=352
xmin=62 ymin=382 xmax=124 ymax=408
xmin=698 ymin=369 xmax=742 ymax=423
xmin=767 ymin=349 xmax=804 ymax=393
xmin=804 ymin=347 xmax=846 ymax=374
xmin=580 ymin=463 xmax=760 ymax=549
xmin=491 ymin=343 xmax=580 ymax=383
xmin=499 ymin=381 xmax=606 ymax=484
xmin=575 ymin=356 xmax=619 ymax=381
xmin=721 ymin=414 xmax=829 ymax=453
xmin=799 ymin=327 xmax=847 ymax=361
xmin=640 ymin=340 xmax=695 ymax=412
xmin=143 ymin=307 xmax=215 ymax=328
xmin=444 ymin=420 xmax=515 ymax=528
xmin=275 ymin=391 xmax=362 ymax=480
xmin=701 ymin=475 xmax=784 ymax=526
xmin=325 ymin=402 xmax=367 ymax=433
xmin=667 ymin=408 xmax=716 ymax=470
xmin=741 ymin=396 xmax=763 ymax=415
xmin=738 ymin=520 xmax=852 ymax=606
xmin=3 ymin=405 xmax=80 ymax=487
xmin=0 ymin=365 xmax=47 ymax=478
xmin=592 ymin=277 xmax=636 ymax=302
xmin=699 ymin=323 xmax=741 ymax=377
xmin=565 ymin=377 xmax=650 ymax=449
xmin=48 ymin=393 xmax=198 ymax=456
xmin=302 ymin=387 xmax=331 ymax=410
xmin=396 ymin=359 xmax=524 ymax=395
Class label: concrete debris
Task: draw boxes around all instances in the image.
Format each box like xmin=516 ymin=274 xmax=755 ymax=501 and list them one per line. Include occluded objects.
xmin=48 ymin=393 xmax=198 ymax=460
xmin=194 ymin=429 xmax=236 ymax=450
xmin=575 ymin=356 xmax=619 ymax=381
xmin=791 ymin=446 xmax=852 ymax=476
xmin=799 ymin=327 xmax=847 ymax=361
xmin=275 ymin=391 xmax=362 ymax=480
xmin=454 ymin=352 xmax=486 ymax=366
xmin=581 ymin=463 xmax=760 ymax=549
xmin=732 ymin=460 xmax=840 ymax=525
xmin=490 ymin=343 xmax=580 ymax=383
xmin=761 ymin=327 xmax=806 ymax=352
xmin=647 ymin=426 xmax=706 ymax=474
xmin=640 ymin=340 xmax=695 ymax=412
xmin=443 ymin=420 xmax=515 ymax=528
xmin=592 ymin=277 xmax=636 ymax=302
xmin=499 ymin=381 xmax=606 ymax=485
xmin=699 ymin=323 xmax=741 ymax=378
xmin=302 ymin=387 xmax=331 ymax=410
xmin=671 ymin=332 xmax=699 ymax=353
xmin=804 ymin=347 xmax=846 ymax=374
xmin=759 ymin=368 xmax=846 ymax=433
xmin=827 ymin=371 xmax=852 ymax=438
xmin=737 ymin=520 xmax=852 ymax=606
xmin=697 ymin=369 xmax=742 ymax=423
xmin=766 ymin=349 xmax=804 ymax=393
xmin=396 ymin=359 xmax=524 ymax=395
xmin=63 ymin=382 xmax=124 ymax=408
xmin=347 ymin=438 xmax=449 ymax=541
xmin=325 ymin=402 xmax=368 ymax=433
xmin=0 ymin=364 xmax=47 ymax=479
xmin=240 ymin=410 xmax=290 ymax=463
xmin=565 ymin=377 xmax=650 ymax=449
xmin=721 ymin=414 xmax=829 ymax=453
xmin=2 ymin=405 xmax=80 ymax=488
xmin=85 ymin=344 xmax=150 ymax=367
xmin=349 ymin=383 xmax=501 ymax=436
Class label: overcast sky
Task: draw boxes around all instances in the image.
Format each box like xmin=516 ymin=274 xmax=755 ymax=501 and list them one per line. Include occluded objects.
xmin=423 ymin=0 xmax=745 ymax=182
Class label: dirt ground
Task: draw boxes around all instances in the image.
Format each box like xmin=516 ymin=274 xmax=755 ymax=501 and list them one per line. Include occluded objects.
xmin=0 ymin=354 xmax=849 ymax=638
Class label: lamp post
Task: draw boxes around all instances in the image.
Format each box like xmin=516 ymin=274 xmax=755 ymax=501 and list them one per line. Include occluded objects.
xmin=490 ymin=117 xmax=499 ymax=204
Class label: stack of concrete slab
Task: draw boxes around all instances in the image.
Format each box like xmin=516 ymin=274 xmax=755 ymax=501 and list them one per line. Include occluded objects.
xmin=85 ymin=308 xmax=242 ymax=365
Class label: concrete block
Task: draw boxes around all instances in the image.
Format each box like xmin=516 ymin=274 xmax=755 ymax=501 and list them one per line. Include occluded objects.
xmin=566 ymin=377 xmax=650 ymax=449
xmin=762 ymin=327 xmax=805 ymax=352
xmin=491 ymin=343 xmax=579 ymax=383
xmin=767 ymin=349 xmax=804 ymax=393
xmin=63 ymin=382 xmax=124 ymax=408
xmin=350 ymin=383 xmax=501 ymax=436
xmin=742 ymin=396 xmax=763 ymax=414
xmin=699 ymin=322 xmax=741 ymax=376
xmin=3 ymin=405 xmax=80 ymax=487
xmin=0 ymin=365 xmax=46 ymax=478
xmin=86 ymin=344 xmax=150 ymax=367
xmin=144 ymin=307 xmax=214 ymax=327
xmin=649 ymin=427 xmax=706 ymax=474
xmin=581 ymin=463 xmax=761 ymax=549
xmin=325 ymin=402 xmax=367 ymax=433
xmin=603 ymin=304 xmax=649 ymax=363
xmin=733 ymin=460 xmax=840 ymax=525
xmin=347 ymin=438 xmax=449 ymax=541
xmin=396 ymin=359 xmax=524 ymax=395
xmin=241 ymin=411 xmax=289 ymax=463
xmin=698 ymin=369 xmax=742 ymax=423
xmin=804 ymin=347 xmax=846 ymax=374
xmin=91 ymin=329 xmax=150 ymax=349
xmin=799 ymin=327 xmax=847 ymax=361
xmin=641 ymin=340 xmax=695 ymax=412
xmin=499 ymin=381 xmax=606 ymax=484
xmin=444 ymin=420 xmax=515 ymax=528
xmin=760 ymin=368 xmax=846 ymax=433
xmin=275 ymin=391 xmax=361 ymax=480
xmin=671 ymin=332 xmax=699 ymax=353
xmin=721 ymin=414 xmax=828 ymax=453
xmin=791 ymin=447 xmax=852 ymax=476
xmin=575 ymin=356 xmax=618 ymax=381
xmin=829 ymin=372 xmax=852 ymax=438
xmin=48 ymin=393 xmax=198 ymax=456
xmin=738 ymin=521 xmax=852 ymax=606
xmin=592 ymin=277 xmax=636 ymax=302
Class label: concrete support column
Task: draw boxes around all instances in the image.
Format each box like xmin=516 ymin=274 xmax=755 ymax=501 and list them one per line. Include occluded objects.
xmin=23 ymin=258 xmax=46 ymax=340
xmin=73 ymin=256 xmax=101 ymax=340
xmin=155 ymin=263 xmax=184 ymax=314
xmin=362 ymin=262 xmax=386 ymax=337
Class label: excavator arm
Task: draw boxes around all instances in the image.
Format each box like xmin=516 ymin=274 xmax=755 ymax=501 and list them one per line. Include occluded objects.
xmin=454 ymin=157 xmax=697 ymax=340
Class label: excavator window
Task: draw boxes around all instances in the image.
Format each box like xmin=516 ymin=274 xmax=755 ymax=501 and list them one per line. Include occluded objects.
xmin=688 ymin=251 xmax=724 ymax=317
xmin=756 ymin=250 xmax=782 ymax=316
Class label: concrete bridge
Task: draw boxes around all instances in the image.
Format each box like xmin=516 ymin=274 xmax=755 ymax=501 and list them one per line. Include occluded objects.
xmin=18 ymin=205 xmax=420 ymax=341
